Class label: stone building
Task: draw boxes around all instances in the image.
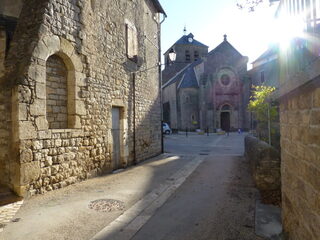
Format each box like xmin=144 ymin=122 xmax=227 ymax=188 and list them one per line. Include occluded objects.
xmin=162 ymin=32 xmax=208 ymax=85
xmin=0 ymin=0 xmax=166 ymax=197
xmin=275 ymin=0 xmax=320 ymax=239
xmin=162 ymin=33 xmax=250 ymax=132
xmin=249 ymin=44 xmax=279 ymax=88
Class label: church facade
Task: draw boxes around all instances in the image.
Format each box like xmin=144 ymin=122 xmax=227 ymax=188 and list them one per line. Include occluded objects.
xmin=162 ymin=33 xmax=250 ymax=132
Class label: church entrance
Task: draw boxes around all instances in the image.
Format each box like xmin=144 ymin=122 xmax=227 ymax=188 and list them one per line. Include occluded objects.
xmin=220 ymin=112 xmax=230 ymax=131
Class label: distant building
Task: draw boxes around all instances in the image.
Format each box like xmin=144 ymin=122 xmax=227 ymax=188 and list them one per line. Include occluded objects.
xmin=162 ymin=32 xmax=209 ymax=85
xmin=162 ymin=33 xmax=250 ymax=132
xmin=249 ymin=44 xmax=279 ymax=88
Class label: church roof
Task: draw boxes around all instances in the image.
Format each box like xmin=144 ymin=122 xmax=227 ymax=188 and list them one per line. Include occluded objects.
xmin=164 ymin=33 xmax=208 ymax=55
xmin=208 ymin=36 xmax=243 ymax=57
xmin=178 ymin=66 xmax=199 ymax=89
xmin=175 ymin=33 xmax=208 ymax=47
xmin=162 ymin=60 xmax=202 ymax=89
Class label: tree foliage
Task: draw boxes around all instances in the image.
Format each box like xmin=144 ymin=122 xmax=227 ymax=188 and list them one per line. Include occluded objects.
xmin=248 ymin=85 xmax=279 ymax=147
xmin=248 ymin=85 xmax=277 ymax=122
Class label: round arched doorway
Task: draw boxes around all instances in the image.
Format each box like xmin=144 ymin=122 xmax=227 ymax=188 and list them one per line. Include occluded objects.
xmin=220 ymin=104 xmax=231 ymax=131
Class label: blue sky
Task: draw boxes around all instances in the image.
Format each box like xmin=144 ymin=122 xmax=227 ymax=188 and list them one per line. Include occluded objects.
xmin=159 ymin=0 xmax=279 ymax=68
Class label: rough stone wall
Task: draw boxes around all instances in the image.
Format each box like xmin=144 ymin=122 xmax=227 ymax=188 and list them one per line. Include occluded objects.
xmin=0 ymin=27 xmax=11 ymax=186
xmin=0 ymin=29 xmax=5 ymax=76
xmin=1 ymin=0 xmax=162 ymax=196
xmin=0 ymin=85 xmax=11 ymax=186
xmin=244 ymin=135 xmax=281 ymax=191
xmin=280 ymin=86 xmax=320 ymax=239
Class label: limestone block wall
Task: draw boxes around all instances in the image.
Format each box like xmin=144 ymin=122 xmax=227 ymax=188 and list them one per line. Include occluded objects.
xmin=1 ymin=0 xmax=162 ymax=196
xmin=0 ymin=28 xmax=11 ymax=186
xmin=280 ymin=86 xmax=320 ymax=239
xmin=0 ymin=86 xmax=11 ymax=186
xmin=46 ymin=55 xmax=68 ymax=129
xmin=0 ymin=29 xmax=5 ymax=77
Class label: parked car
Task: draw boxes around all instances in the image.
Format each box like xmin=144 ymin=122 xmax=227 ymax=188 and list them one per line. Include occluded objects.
xmin=162 ymin=122 xmax=172 ymax=134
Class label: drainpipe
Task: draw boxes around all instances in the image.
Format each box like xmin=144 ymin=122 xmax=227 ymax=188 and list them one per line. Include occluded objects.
xmin=133 ymin=72 xmax=137 ymax=165
xmin=159 ymin=14 xmax=166 ymax=154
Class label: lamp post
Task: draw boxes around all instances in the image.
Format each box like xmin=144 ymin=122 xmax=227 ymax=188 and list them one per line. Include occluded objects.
xmin=160 ymin=48 xmax=176 ymax=153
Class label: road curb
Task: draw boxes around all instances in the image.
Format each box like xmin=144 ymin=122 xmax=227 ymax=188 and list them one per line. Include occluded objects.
xmin=91 ymin=155 xmax=205 ymax=240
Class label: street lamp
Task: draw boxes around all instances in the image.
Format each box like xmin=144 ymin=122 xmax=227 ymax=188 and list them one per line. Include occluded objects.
xmin=168 ymin=48 xmax=177 ymax=63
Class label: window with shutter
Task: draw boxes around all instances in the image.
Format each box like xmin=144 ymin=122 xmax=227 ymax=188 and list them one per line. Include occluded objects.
xmin=125 ymin=20 xmax=138 ymax=60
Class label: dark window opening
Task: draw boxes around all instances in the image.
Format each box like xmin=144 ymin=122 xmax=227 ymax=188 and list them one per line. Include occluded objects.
xmin=194 ymin=51 xmax=199 ymax=61
xmin=185 ymin=50 xmax=190 ymax=62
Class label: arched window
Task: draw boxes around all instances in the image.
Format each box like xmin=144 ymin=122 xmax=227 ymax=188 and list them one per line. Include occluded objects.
xmin=46 ymin=54 xmax=68 ymax=129
xmin=221 ymin=104 xmax=231 ymax=111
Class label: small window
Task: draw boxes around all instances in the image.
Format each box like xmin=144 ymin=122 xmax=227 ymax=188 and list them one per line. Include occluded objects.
xmin=125 ymin=20 xmax=138 ymax=59
xmin=185 ymin=50 xmax=190 ymax=62
xmin=194 ymin=51 xmax=199 ymax=61
xmin=260 ymin=71 xmax=265 ymax=84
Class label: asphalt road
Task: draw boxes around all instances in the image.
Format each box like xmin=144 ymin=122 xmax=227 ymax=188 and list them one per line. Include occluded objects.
xmin=131 ymin=132 xmax=264 ymax=240
xmin=1 ymin=132 xmax=263 ymax=240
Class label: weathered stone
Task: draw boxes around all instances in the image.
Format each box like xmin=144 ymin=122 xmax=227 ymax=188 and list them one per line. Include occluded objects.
xmin=30 ymin=99 xmax=46 ymax=116
xmin=19 ymin=121 xmax=37 ymax=140
xmin=75 ymin=100 xmax=86 ymax=115
xmin=245 ymin=135 xmax=281 ymax=191
xmin=20 ymin=161 xmax=40 ymax=185
xmin=35 ymin=116 xmax=48 ymax=130
xmin=33 ymin=140 xmax=43 ymax=150
xmin=35 ymin=83 xmax=46 ymax=100
xmin=33 ymin=40 xmax=49 ymax=60
xmin=18 ymin=103 xmax=28 ymax=121
xmin=20 ymin=149 xmax=33 ymax=163
xmin=60 ymin=37 xmax=74 ymax=57
xmin=44 ymin=156 xmax=53 ymax=167
xmin=43 ymin=35 xmax=60 ymax=56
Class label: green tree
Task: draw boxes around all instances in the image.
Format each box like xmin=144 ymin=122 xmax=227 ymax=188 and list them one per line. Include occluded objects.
xmin=248 ymin=85 xmax=279 ymax=146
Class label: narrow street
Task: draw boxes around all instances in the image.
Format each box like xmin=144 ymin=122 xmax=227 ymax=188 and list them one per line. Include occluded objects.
xmin=130 ymin=132 xmax=263 ymax=240
xmin=1 ymin=133 xmax=264 ymax=240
